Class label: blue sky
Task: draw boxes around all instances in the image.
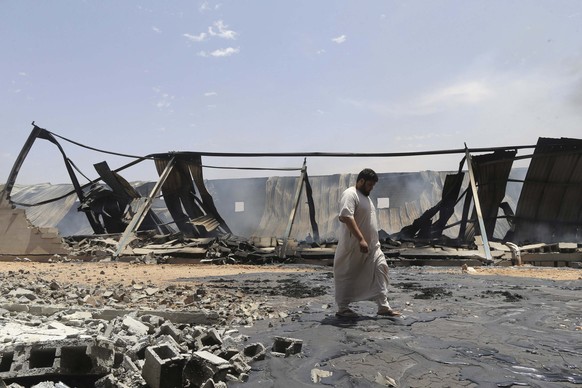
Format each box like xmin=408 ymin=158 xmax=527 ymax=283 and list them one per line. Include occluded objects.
xmin=2 ymin=1 xmax=582 ymax=184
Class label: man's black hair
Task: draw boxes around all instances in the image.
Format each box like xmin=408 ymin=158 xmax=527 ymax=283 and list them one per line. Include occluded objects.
xmin=357 ymin=168 xmax=378 ymax=183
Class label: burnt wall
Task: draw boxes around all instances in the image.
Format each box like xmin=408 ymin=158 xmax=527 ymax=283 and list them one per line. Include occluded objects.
xmin=7 ymin=170 xmax=523 ymax=241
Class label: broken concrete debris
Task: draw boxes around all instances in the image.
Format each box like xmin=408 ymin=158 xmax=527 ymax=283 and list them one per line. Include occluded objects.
xmin=0 ymin=266 xmax=306 ymax=387
xmin=0 ymin=308 xmax=297 ymax=387
xmin=60 ymin=233 xmax=292 ymax=266
xmin=0 ymin=313 xmax=268 ymax=387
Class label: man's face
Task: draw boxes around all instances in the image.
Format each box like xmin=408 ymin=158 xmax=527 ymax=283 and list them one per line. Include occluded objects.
xmin=356 ymin=179 xmax=376 ymax=196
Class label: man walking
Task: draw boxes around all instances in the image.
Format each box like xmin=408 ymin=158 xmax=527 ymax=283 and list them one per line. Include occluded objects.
xmin=334 ymin=168 xmax=401 ymax=318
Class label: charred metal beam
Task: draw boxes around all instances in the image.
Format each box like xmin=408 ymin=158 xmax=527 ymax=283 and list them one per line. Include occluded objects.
xmin=94 ymin=161 xmax=173 ymax=235
xmin=1 ymin=124 xmax=105 ymax=233
xmin=188 ymin=156 xmax=231 ymax=235
xmin=280 ymin=159 xmax=308 ymax=258
xmin=303 ymin=169 xmax=319 ymax=243
xmin=114 ymin=157 xmax=177 ymax=258
xmin=0 ymin=124 xmax=44 ymax=206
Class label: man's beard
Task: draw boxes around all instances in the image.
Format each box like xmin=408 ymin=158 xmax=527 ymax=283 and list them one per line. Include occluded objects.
xmin=357 ymin=187 xmax=370 ymax=196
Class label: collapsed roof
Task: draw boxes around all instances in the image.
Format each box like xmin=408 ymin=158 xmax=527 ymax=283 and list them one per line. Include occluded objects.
xmin=1 ymin=124 xmax=581 ymax=258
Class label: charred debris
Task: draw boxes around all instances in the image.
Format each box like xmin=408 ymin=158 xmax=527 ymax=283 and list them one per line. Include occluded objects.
xmin=1 ymin=124 xmax=582 ymax=267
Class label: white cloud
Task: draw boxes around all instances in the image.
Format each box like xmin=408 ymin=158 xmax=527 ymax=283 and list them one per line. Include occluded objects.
xmin=204 ymin=91 xmax=217 ymax=96
xmin=156 ymin=93 xmax=174 ymax=109
xmin=342 ymin=80 xmax=494 ymax=118
xmin=153 ymin=88 xmax=175 ymax=111
xmin=199 ymin=2 xmax=221 ymax=12
xmin=18 ymin=72 xmax=27 ymax=76
xmin=152 ymin=26 xmax=161 ymax=33
xmin=317 ymin=49 xmax=326 ymax=55
xmin=332 ymin=35 xmax=347 ymax=44
xmin=199 ymin=47 xmax=240 ymax=57
xmin=343 ymin=63 xmax=582 ymax=152
xmin=183 ymin=32 xmax=207 ymax=42
xmin=208 ymin=20 xmax=237 ymax=40
xmin=417 ymin=81 xmax=494 ymax=111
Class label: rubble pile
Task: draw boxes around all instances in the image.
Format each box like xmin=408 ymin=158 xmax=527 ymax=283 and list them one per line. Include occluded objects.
xmin=62 ymin=234 xmax=304 ymax=265
xmin=0 ymin=267 xmax=304 ymax=387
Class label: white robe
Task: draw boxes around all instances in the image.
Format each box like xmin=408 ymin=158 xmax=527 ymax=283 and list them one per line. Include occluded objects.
xmin=333 ymin=186 xmax=390 ymax=308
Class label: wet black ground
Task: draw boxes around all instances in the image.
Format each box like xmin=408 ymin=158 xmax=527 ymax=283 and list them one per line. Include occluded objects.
xmin=201 ymin=266 xmax=582 ymax=388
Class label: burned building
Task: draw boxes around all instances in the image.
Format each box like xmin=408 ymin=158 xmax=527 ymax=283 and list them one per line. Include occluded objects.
xmin=1 ymin=124 xmax=582 ymax=264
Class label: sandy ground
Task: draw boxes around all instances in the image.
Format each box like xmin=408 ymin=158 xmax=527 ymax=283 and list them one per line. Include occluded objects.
xmin=0 ymin=261 xmax=580 ymax=287
xmin=0 ymin=261 xmax=321 ymax=287
xmin=426 ymin=265 xmax=582 ymax=281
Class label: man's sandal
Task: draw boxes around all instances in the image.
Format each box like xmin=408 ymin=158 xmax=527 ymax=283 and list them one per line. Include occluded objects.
xmin=377 ymin=307 xmax=401 ymax=317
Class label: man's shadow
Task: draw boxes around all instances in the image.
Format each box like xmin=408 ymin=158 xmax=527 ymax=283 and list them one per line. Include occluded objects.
xmin=321 ymin=313 xmax=407 ymax=327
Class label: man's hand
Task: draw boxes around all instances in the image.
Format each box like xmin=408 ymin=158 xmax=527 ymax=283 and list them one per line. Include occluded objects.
xmin=340 ymin=216 xmax=368 ymax=254
xmin=359 ymin=238 xmax=369 ymax=253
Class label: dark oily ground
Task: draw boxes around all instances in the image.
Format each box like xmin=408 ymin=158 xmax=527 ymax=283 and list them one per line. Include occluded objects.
xmin=194 ymin=267 xmax=582 ymax=388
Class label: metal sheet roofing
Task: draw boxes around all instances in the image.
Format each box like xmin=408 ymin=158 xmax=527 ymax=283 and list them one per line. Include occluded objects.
xmin=511 ymin=137 xmax=582 ymax=243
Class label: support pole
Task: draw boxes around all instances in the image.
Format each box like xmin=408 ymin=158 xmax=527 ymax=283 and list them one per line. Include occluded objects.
xmin=114 ymin=157 xmax=176 ymax=258
xmin=465 ymin=145 xmax=492 ymax=262
xmin=279 ymin=159 xmax=307 ymax=258
xmin=0 ymin=124 xmax=44 ymax=206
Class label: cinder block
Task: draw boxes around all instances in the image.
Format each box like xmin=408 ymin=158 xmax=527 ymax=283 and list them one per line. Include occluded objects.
xmin=183 ymin=350 xmax=231 ymax=387
xmin=0 ymin=338 xmax=115 ymax=380
xmin=122 ymin=316 xmax=150 ymax=336
xmin=57 ymin=345 xmax=92 ymax=374
xmin=141 ymin=343 xmax=184 ymax=388
xmin=157 ymin=322 xmax=181 ymax=342
xmin=201 ymin=328 xmax=223 ymax=347
xmin=228 ymin=353 xmax=251 ymax=374
xmin=272 ymin=336 xmax=303 ymax=356
xmin=243 ymin=342 xmax=266 ymax=361
xmin=0 ymin=351 xmax=15 ymax=374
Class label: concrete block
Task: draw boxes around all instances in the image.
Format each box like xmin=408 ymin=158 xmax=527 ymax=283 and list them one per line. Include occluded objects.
xmin=141 ymin=343 xmax=184 ymax=388
xmin=122 ymin=316 xmax=149 ymax=336
xmin=126 ymin=337 xmax=151 ymax=361
xmin=153 ymin=334 xmax=182 ymax=351
xmin=243 ymin=342 xmax=266 ymax=361
xmin=201 ymin=328 xmax=223 ymax=347
xmin=228 ymin=353 xmax=251 ymax=374
xmin=87 ymin=340 xmax=115 ymax=371
xmin=157 ymin=321 xmax=181 ymax=343
xmin=0 ymin=338 xmax=114 ymax=380
xmin=217 ymin=348 xmax=239 ymax=361
xmin=122 ymin=354 xmax=140 ymax=374
xmin=272 ymin=336 xmax=303 ymax=357
xmin=183 ymin=350 xmax=231 ymax=387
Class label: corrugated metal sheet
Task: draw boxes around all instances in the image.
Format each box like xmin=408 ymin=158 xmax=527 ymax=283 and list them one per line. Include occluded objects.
xmin=466 ymin=149 xmax=516 ymax=240
xmin=511 ymin=137 xmax=582 ymax=243
xmin=190 ymin=215 xmax=221 ymax=232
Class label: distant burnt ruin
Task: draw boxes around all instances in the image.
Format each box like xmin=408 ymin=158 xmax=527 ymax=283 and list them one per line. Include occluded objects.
xmin=1 ymin=123 xmax=581 ymax=266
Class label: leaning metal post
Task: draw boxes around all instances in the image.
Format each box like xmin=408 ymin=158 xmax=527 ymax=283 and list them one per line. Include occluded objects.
xmin=465 ymin=145 xmax=493 ymax=262
xmin=0 ymin=124 xmax=44 ymax=206
xmin=113 ymin=156 xmax=176 ymax=258
xmin=279 ymin=159 xmax=307 ymax=258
